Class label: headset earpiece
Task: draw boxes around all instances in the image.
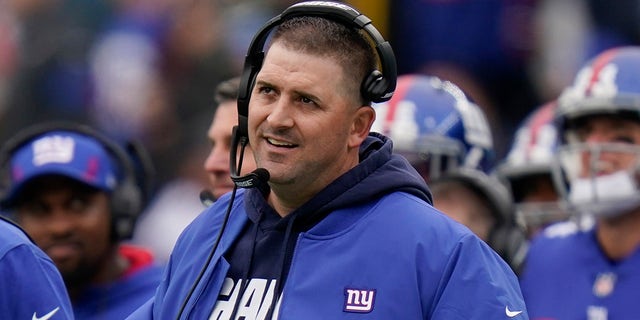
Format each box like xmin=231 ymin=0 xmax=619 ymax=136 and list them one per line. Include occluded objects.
xmin=488 ymin=222 xmax=528 ymax=275
xmin=0 ymin=121 xmax=143 ymax=241
xmin=362 ymin=70 xmax=387 ymax=103
xmin=110 ymin=176 xmax=142 ymax=240
xmin=124 ymin=139 xmax=155 ymax=210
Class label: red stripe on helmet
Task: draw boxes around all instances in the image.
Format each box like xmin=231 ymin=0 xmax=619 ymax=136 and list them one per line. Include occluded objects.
xmin=586 ymin=48 xmax=618 ymax=96
xmin=527 ymin=101 xmax=556 ymax=154
xmin=383 ymin=75 xmax=415 ymax=134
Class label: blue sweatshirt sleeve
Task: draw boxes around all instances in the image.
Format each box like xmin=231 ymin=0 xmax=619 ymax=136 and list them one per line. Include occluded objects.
xmin=0 ymin=243 xmax=74 ymax=319
xmin=429 ymin=234 xmax=529 ymax=320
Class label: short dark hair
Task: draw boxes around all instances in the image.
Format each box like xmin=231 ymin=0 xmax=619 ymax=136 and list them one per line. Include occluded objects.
xmin=271 ymin=16 xmax=377 ymax=105
xmin=214 ymin=76 xmax=241 ymax=105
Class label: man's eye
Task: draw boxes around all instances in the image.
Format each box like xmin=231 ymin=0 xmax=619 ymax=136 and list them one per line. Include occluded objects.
xmin=69 ymin=196 xmax=89 ymax=212
xmin=613 ymin=136 xmax=635 ymax=144
xmin=258 ymin=86 xmax=273 ymax=94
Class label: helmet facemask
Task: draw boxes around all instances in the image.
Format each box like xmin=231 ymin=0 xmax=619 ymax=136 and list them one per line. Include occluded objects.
xmin=558 ymin=140 xmax=640 ymax=218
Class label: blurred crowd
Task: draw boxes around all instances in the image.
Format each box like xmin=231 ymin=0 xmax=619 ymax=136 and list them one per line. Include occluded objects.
xmin=1 ymin=0 xmax=640 ymax=252
xmin=3 ymin=0 xmax=639 ymax=187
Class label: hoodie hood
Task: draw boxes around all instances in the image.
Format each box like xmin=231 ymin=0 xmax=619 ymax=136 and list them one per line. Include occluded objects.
xmin=245 ymin=132 xmax=432 ymax=229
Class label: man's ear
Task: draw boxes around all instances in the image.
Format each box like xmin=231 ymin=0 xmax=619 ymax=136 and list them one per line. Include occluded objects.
xmin=349 ymin=106 xmax=375 ymax=148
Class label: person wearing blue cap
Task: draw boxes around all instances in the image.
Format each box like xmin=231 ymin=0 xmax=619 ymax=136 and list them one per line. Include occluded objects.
xmin=0 ymin=122 xmax=163 ymax=320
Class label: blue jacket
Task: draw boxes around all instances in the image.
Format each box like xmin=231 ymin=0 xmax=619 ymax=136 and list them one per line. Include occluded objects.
xmin=0 ymin=217 xmax=74 ymax=319
xmin=129 ymin=133 xmax=527 ymax=319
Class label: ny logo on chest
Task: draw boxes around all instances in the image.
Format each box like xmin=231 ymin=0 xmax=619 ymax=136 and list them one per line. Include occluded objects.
xmin=344 ymin=288 xmax=376 ymax=313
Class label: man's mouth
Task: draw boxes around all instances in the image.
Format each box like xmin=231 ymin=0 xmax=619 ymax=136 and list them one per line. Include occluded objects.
xmin=267 ymin=138 xmax=296 ymax=148
xmin=46 ymin=243 xmax=82 ymax=261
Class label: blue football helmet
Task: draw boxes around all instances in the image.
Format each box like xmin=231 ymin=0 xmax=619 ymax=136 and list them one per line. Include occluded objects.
xmin=496 ymin=101 xmax=571 ymax=235
xmin=555 ymin=46 xmax=640 ymax=218
xmin=371 ymin=74 xmax=494 ymax=182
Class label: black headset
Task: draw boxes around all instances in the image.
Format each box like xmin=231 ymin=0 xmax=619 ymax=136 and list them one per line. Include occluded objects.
xmin=0 ymin=121 xmax=143 ymax=241
xmin=231 ymin=1 xmax=397 ymax=184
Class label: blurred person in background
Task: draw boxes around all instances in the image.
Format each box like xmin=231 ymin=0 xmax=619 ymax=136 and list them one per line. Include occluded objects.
xmin=430 ymin=170 xmax=528 ymax=275
xmin=203 ymin=76 xmax=258 ymax=201
xmin=520 ymin=46 xmax=640 ymax=319
xmin=496 ymin=101 xmax=572 ymax=239
xmin=372 ymin=74 xmax=528 ymax=273
xmin=0 ymin=122 xmax=163 ymax=319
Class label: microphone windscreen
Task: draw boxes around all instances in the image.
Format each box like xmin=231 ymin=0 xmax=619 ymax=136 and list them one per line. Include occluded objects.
xmin=199 ymin=190 xmax=215 ymax=207
xmin=253 ymin=168 xmax=270 ymax=183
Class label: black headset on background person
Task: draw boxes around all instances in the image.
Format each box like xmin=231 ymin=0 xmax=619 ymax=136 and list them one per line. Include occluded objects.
xmin=176 ymin=2 xmax=398 ymax=319
xmin=434 ymin=168 xmax=529 ymax=275
xmin=124 ymin=139 xmax=156 ymax=211
xmin=0 ymin=121 xmax=144 ymax=242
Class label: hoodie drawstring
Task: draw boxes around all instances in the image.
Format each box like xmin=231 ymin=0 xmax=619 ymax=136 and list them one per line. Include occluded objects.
xmin=228 ymin=212 xmax=262 ymax=319
xmin=264 ymin=213 xmax=297 ymax=319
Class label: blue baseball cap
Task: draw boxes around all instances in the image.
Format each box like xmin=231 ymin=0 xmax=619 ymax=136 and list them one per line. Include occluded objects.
xmin=3 ymin=131 xmax=118 ymax=206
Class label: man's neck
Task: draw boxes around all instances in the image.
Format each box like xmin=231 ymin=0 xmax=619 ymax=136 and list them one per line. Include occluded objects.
xmin=597 ymin=210 xmax=640 ymax=261
xmin=68 ymin=246 xmax=129 ymax=301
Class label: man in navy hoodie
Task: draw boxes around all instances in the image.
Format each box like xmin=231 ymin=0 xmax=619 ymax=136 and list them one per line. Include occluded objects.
xmin=129 ymin=1 xmax=528 ymax=319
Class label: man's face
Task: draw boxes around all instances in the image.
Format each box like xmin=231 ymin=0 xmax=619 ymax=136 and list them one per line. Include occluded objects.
xmin=570 ymin=116 xmax=640 ymax=177
xmin=14 ymin=175 xmax=113 ymax=285
xmin=204 ymin=101 xmax=257 ymax=199
xmin=559 ymin=115 xmax=640 ymax=219
xmin=432 ymin=181 xmax=495 ymax=242
xmin=515 ymin=174 xmax=567 ymax=239
xmin=247 ymin=42 xmax=373 ymax=209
